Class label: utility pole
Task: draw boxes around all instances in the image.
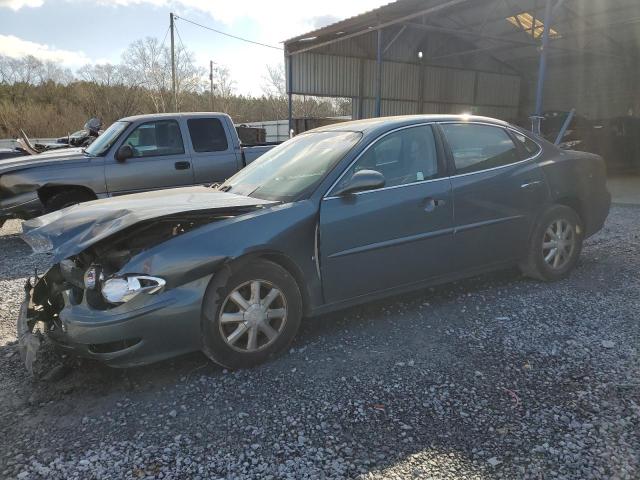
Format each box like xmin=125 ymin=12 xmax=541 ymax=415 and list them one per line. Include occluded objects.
xmin=170 ymin=12 xmax=177 ymax=112
xmin=209 ymin=60 xmax=214 ymax=111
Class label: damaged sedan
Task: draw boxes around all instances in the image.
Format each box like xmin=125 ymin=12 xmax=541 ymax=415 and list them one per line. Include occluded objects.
xmin=18 ymin=115 xmax=611 ymax=371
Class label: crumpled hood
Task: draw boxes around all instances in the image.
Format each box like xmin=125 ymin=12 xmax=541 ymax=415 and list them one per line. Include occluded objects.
xmin=22 ymin=186 xmax=276 ymax=261
xmin=0 ymin=148 xmax=87 ymax=175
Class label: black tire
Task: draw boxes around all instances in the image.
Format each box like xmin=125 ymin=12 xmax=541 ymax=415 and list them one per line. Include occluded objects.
xmin=201 ymin=259 xmax=302 ymax=369
xmin=44 ymin=190 xmax=95 ymax=213
xmin=520 ymin=205 xmax=584 ymax=282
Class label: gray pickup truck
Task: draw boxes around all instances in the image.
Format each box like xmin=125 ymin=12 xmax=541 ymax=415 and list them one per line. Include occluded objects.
xmin=0 ymin=112 xmax=276 ymax=225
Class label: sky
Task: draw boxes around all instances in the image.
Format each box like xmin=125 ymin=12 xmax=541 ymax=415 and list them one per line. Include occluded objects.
xmin=0 ymin=0 xmax=390 ymax=95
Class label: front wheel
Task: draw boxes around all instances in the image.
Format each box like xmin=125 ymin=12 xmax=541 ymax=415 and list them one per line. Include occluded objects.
xmin=520 ymin=205 xmax=584 ymax=282
xmin=44 ymin=190 xmax=95 ymax=213
xmin=201 ymin=259 xmax=302 ymax=369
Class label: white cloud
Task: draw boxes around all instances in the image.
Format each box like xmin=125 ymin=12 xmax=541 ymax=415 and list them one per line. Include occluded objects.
xmin=92 ymin=0 xmax=388 ymax=44
xmin=0 ymin=34 xmax=91 ymax=66
xmin=0 ymin=0 xmax=390 ymax=94
xmin=0 ymin=0 xmax=43 ymax=9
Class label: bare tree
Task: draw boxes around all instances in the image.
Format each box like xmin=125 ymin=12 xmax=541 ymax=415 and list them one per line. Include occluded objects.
xmin=261 ymin=63 xmax=286 ymax=98
xmin=210 ymin=64 xmax=235 ymax=112
xmin=120 ymin=37 xmax=205 ymax=112
xmin=0 ymin=55 xmax=72 ymax=86
xmin=74 ymin=63 xmax=143 ymax=122
xmin=121 ymin=37 xmax=171 ymax=112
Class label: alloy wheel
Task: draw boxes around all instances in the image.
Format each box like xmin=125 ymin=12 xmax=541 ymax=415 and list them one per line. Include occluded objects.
xmin=218 ymin=280 xmax=288 ymax=352
xmin=542 ymin=219 xmax=576 ymax=270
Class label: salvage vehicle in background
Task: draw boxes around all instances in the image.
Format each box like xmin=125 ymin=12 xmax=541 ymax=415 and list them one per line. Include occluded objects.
xmin=0 ymin=113 xmax=276 ymax=227
xmin=0 ymin=118 xmax=103 ymax=161
xmin=18 ymin=115 xmax=610 ymax=372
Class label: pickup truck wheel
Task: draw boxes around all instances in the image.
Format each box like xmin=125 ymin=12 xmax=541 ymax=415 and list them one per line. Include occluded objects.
xmin=44 ymin=191 xmax=95 ymax=213
xmin=520 ymin=205 xmax=584 ymax=282
xmin=201 ymin=259 xmax=302 ymax=369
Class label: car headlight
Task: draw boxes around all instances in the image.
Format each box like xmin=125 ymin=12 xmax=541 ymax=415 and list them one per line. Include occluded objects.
xmin=100 ymin=275 xmax=166 ymax=304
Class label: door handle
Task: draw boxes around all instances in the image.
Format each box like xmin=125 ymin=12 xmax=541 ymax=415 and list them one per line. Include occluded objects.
xmin=423 ymin=197 xmax=445 ymax=213
xmin=175 ymin=161 xmax=191 ymax=170
xmin=521 ymin=180 xmax=542 ymax=189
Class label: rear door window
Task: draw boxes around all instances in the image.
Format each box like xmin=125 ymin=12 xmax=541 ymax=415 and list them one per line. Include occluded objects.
xmin=441 ymin=123 xmax=521 ymax=174
xmin=511 ymin=130 xmax=542 ymax=158
xmin=187 ymin=118 xmax=229 ymax=152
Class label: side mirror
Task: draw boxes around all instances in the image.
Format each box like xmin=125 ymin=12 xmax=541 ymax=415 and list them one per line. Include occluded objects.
xmin=333 ymin=169 xmax=385 ymax=196
xmin=116 ymin=144 xmax=133 ymax=162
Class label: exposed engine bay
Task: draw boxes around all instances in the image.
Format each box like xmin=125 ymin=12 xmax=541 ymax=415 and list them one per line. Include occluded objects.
xmin=18 ymin=205 xmax=262 ymax=373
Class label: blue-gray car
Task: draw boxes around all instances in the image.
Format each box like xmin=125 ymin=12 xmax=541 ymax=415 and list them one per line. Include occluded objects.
xmin=18 ymin=115 xmax=611 ymax=371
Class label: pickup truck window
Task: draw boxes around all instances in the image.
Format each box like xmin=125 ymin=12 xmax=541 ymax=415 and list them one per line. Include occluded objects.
xmin=187 ymin=118 xmax=229 ymax=152
xmin=220 ymin=131 xmax=362 ymax=202
xmin=84 ymin=121 xmax=129 ymax=156
xmin=123 ymin=120 xmax=185 ymax=158
xmin=441 ymin=123 xmax=520 ymax=175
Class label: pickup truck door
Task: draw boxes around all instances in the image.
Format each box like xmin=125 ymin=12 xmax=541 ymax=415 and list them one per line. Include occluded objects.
xmin=105 ymin=119 xmax=195 ymax=195
xmin=185 ymin=117 xmax=242 ymax=185
xmin=439 ymin=122 xmax=548 ymax=270
xmin=319 ymin=124 xmax=455 ymax=304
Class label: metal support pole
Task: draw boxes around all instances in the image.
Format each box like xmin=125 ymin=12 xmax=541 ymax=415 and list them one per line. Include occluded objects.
xmin=357 ymin=58 xmax=365 ymax=119
xmin=375 ymin=28 xmax=383 ymax=118
xmin=287 ymin=54 xmax=293 ymax=137
xmin=416 ymin=53 xmax=424 ymax=114
xmin=532 ymin=0 xmax=554 ymax=135
xmin=554 ymin=108 xmax=575 ymax=145
xmin=170 ymin=12 xmax=177 ymax=112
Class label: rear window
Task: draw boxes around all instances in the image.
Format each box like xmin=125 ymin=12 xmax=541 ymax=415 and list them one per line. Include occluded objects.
xmin=187 ymin=118 xmax=229 ymax=152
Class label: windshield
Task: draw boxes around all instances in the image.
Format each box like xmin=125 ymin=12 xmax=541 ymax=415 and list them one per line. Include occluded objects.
xmin=84 ymin=121 xmax=129 ymax=156
xmin=220 ymin=131 xmax=362 ymax=201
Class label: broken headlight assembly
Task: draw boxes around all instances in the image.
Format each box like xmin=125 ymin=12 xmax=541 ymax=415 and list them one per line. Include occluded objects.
xmin=84 ymin=266 xmax=166 ymax=305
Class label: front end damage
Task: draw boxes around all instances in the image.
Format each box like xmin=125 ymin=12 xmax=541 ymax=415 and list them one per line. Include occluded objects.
xmin=17 ymin=278 xmax=44 ymax=375
xmin=17 ymin=193 xmax=274 ymax=371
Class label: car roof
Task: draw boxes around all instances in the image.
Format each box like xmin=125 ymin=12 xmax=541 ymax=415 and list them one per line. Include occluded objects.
xmin=307 ymin=114 xmax=511 ymax=135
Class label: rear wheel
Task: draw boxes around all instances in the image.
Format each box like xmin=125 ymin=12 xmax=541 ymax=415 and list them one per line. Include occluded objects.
xmin=201 ymin=259 xmax=302 ymax=369
xmin=520 ymin=205 xmax=584 ymax=281
xmin=44 ymin=190 xmax=95 ymax=213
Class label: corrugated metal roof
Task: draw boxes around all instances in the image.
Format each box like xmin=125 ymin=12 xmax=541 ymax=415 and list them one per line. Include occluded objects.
xmin=285 ymin=0 xmax=640 ymax=66
xmin=285 ymin=0 xmax=640 ymax=121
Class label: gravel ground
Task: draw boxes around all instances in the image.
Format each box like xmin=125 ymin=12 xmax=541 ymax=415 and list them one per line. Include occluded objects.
xmin=0 ymin=207 xmax=639 ymax=480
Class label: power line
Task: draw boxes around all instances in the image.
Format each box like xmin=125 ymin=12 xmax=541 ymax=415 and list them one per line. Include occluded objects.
xmin=159 ymin=25 xmax=170 ymax=51
xmin=174 ymin=14 xmax=283 ymax=51
xmin=174 ymin=23 xmax=187 ymax=56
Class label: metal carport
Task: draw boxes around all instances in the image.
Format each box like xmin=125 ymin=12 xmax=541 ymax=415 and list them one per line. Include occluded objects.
xmin=283 ymin=0 xmax=640 ymax=136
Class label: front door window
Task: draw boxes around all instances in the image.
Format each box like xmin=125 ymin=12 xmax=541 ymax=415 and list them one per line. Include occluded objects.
xmin=123 ymin=120 xmax=184 ymax=158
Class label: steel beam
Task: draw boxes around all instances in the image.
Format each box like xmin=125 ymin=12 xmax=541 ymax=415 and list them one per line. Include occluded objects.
xmin=554 ymin=108 xmax=575 ymax=145
xmin=403 ymin=22 xmax=538 ymax=47
xmin=383 ymin=25 xmax=407 ymax=55
xmin=532 ymin=0 xmax=554 ymax=135
xmin=375 ymin=28 xmax=383 ymax=117
xmin=357 ymin=58 xmax=365 ymax=119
